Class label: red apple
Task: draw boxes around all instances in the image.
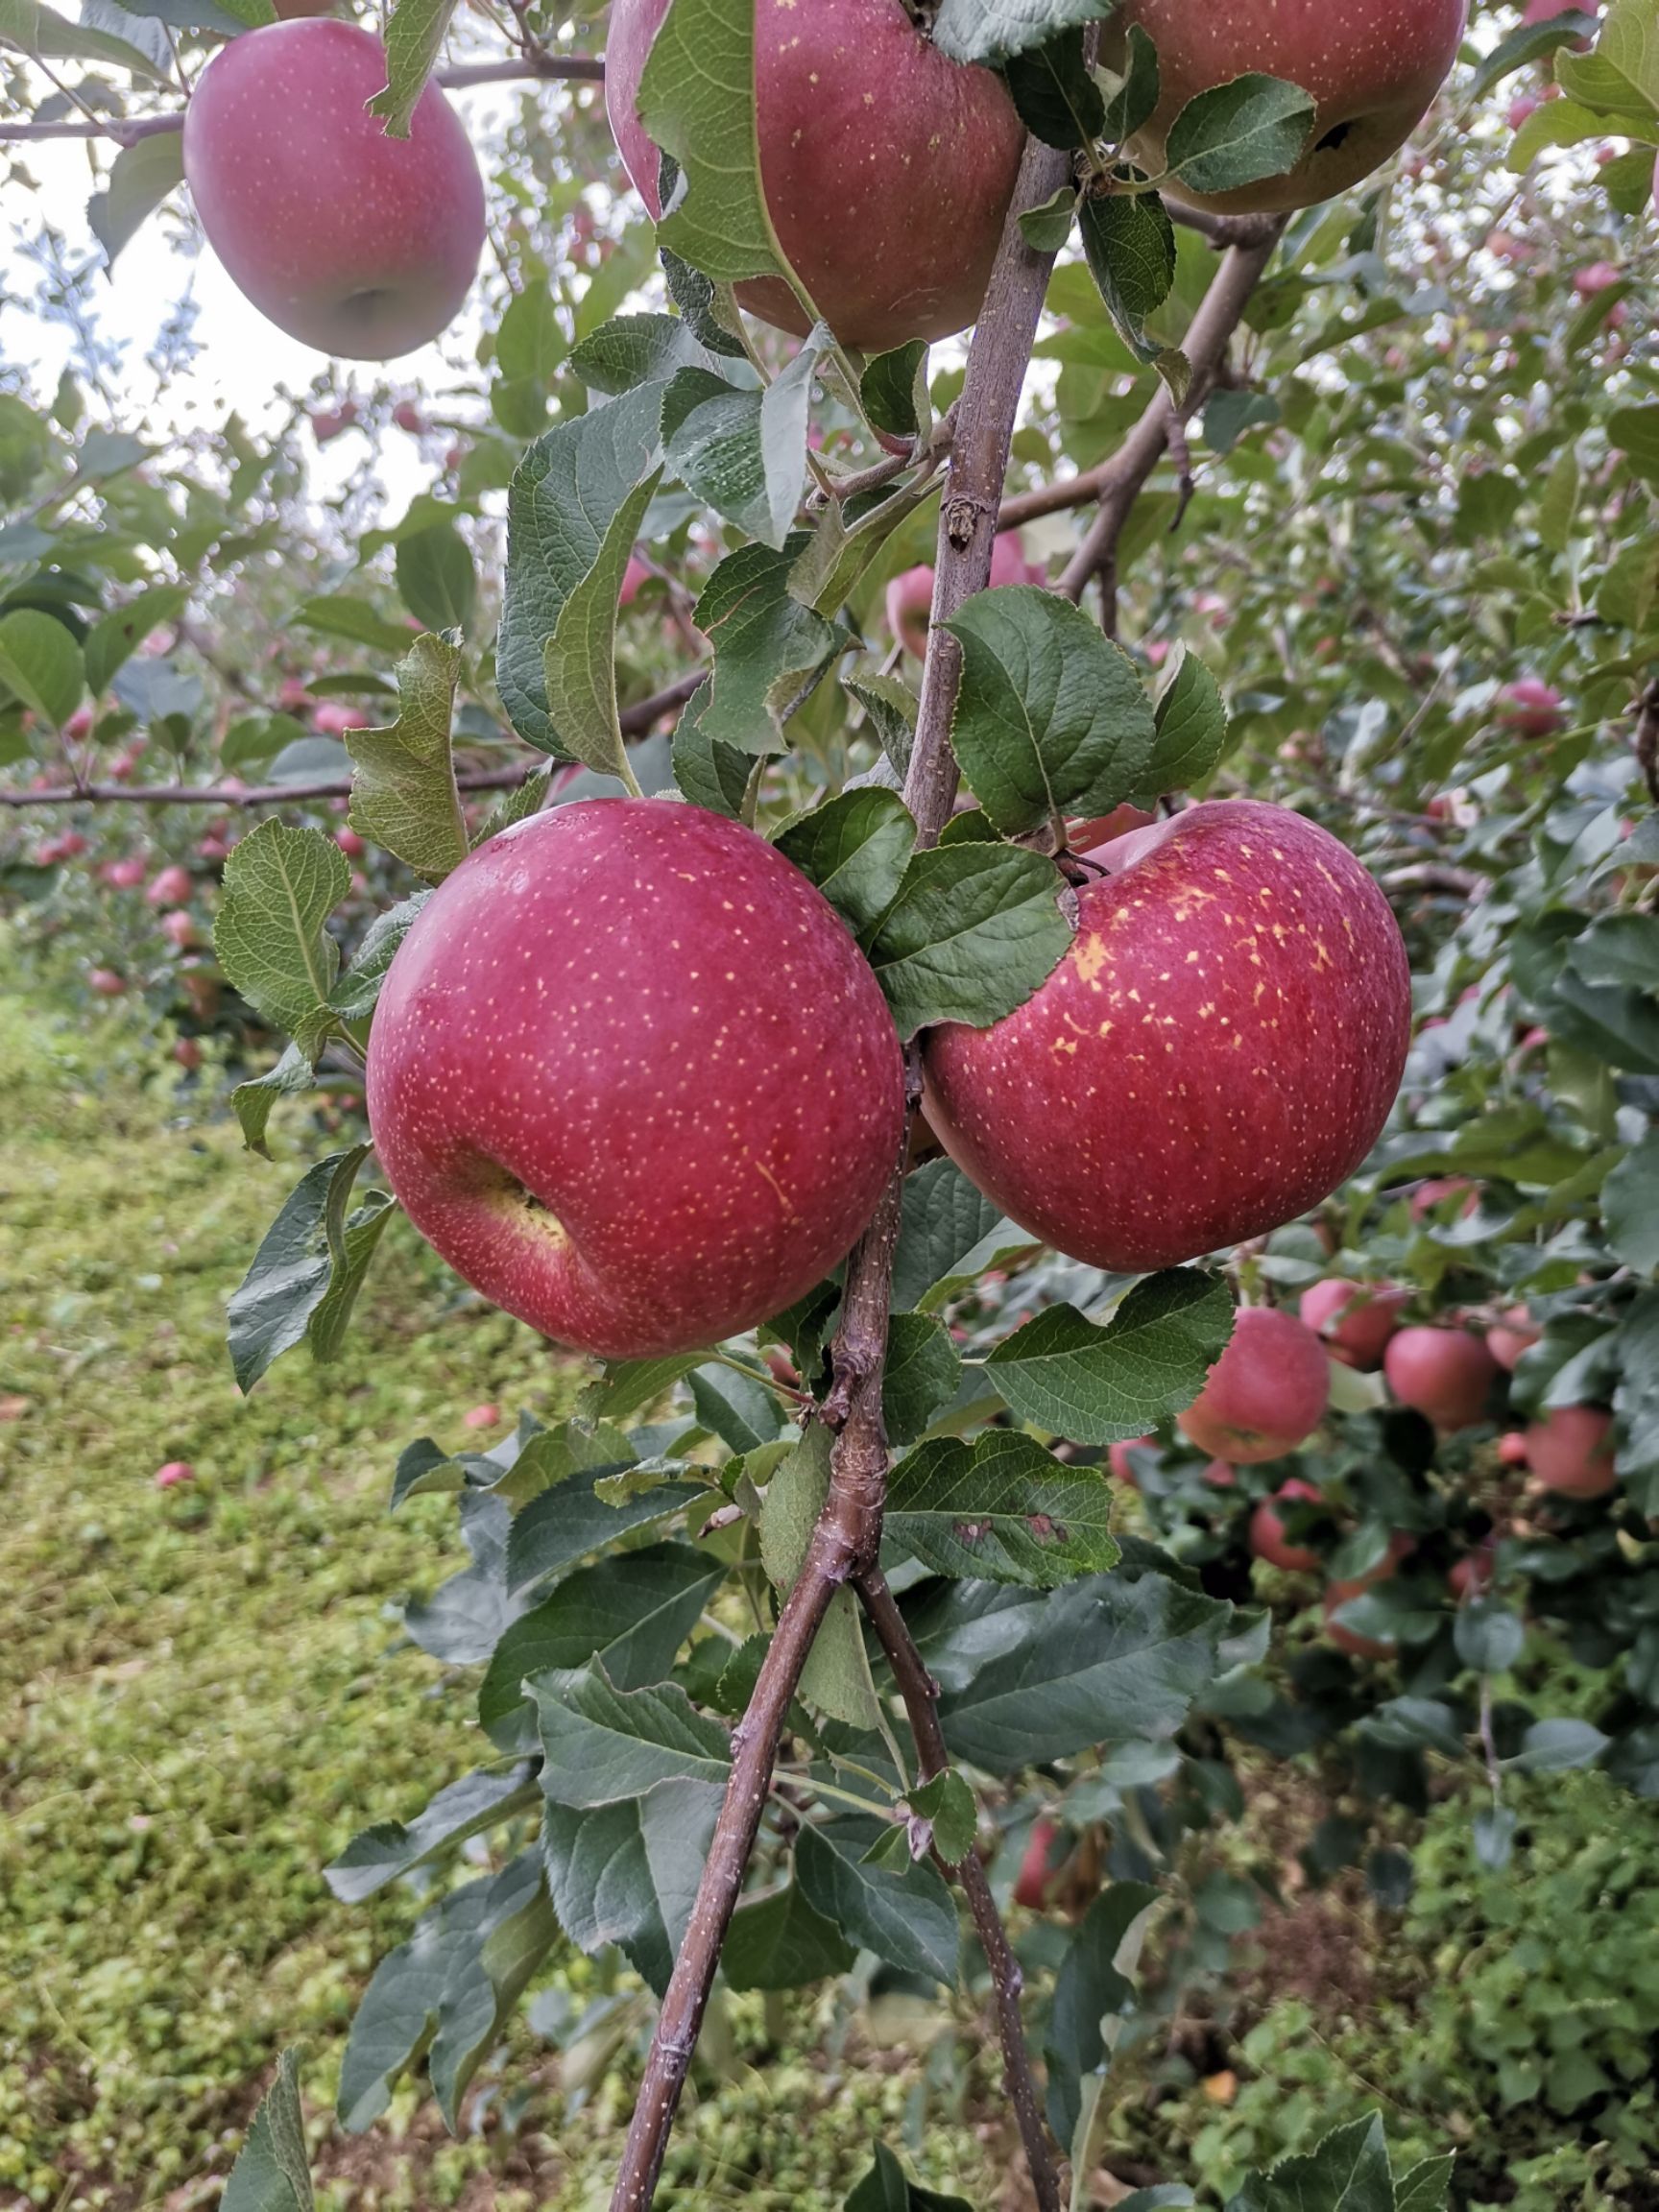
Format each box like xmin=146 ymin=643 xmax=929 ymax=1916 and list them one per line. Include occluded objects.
xmin=884 ymin=535 xmax=1044 ymax=661
xmin=1178 ymin=1307 xmax=1330 ymax=1465
xmin=392 ymin=399 xmax=426 ymax=434
xmin=1108 ymin=1436 xmax=1153 ymax=1485
xmin=1324 ymin=1532 xmax=1415 ymax=1657
xmin=1103 ymin=0 xmax=1468 ymax=215
xmin=1203 ymin=1458 xmax=1238 ymax=1489
xmin=922 ymin=803 xmax=1411 ymax=1274
xmin=1498 ymin=1431 xmax=1530 ymax=1469
xmin=313 ymin=701 xmax=373 ymax=737
xmin=173 ymin=1037 xmax=203 ymax=1071
xmin=160 ymin=909 xmax=198 ymax=950
xmin=309 ymin=402 xmax=358 ymax=445
xmin=154 ymin=1459 xmax=195 ymax=1489
xmin=368 ymin=800 xmax=905 ymax=1360
xmin=1488 ymin=1306 xmax=1540 ymax=1373
xmin=105 ymin=857 xmax=147 ymax=890
xmin=1384 ymin=1327 xmax=1498 ymax=1430
xmin=1071 ymin=803 xmax=1159 ymax=856
xmin=1249 ymin=1478 xmax=1326 ymax=1573
xmin=1299 ymin=1279 xmax=1407 ymax=1369
xmin=335 ymin=829 xmax=366 ymax=859
xmin=64 ymin=705 xmax=94 ymax=742
xmin=147 ymin=864 xmax=192 ymax=907
xmin=463 ymin=1403 xmax=502 ymax=1431
xmin=1450 ymin=1537 xmax=1498 ymax=1600
xmin=88 ymin=969 xmax=127 ymax=998
xmin=1496 ymin=678 xmax=1567 ymax=739
xmin=1013 ymin=1819 xmax=1061 ymax=1911
xmin=1527 ymin=1407 xmax=1617 ymax=1499
xmin=606 ymin=0 xmax=1025 ymax=351
xmin=1409 ymin=1176 xmax=1477 ymax=1221
xmin=183 ymin=20 xmax=486 ymax=359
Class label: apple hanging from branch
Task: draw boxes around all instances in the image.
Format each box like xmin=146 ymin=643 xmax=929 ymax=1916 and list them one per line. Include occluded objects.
xmin=606 ymin=0 xmax=1026 ymax=350
xmin=368 ymin=801 xmax=906 ymax=1360
xmin=922 ymin=803 xmax=1412 ymax=1275
xmin=183 ymin=20 xmax=486 ymax=359
xmin=1104 ymin=0 xmax=1469 ymax=215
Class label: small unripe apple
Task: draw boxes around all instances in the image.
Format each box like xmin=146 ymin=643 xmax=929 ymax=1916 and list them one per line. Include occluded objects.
xmin=1384 ymin=1327 xmax=1498 ymax=1431
xmin=607 ymin=0 xmax=1025 ymax=351
xmin=1178 ymin=1308 xmax=1330 ymax=1465
xmin=183 ymin=20 xmax=486 ymax=359
xmin=147 ymin=864 xmax=192 ymax=907
xmin=1013 ymin=1819 xmax=1061 ymax=1911
xmin=369 ymin=800 xmax=905 ymax=1360
xmin=1487 ymin=1306 xmax=1540 ymax=1373
xmin=1527 ymin=1407 xmax=1617 ymax=1499
xmin=923 ymin=803 xmax=1411 ymax=1274
xmin=1496 ymin=678 xmax=1566 ymax=739
xmin=1103 ymin=0 xmax=1468 ymax=215
xmin=1249 ymin=1478 xmax=1326 ymax=1573
xmin=1299 ymin=1279 xmax=1407 ymax=1369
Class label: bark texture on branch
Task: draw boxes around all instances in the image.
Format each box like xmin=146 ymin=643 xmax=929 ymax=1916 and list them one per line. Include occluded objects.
xmin=0 ymin=53 xmax=603 ymax=143
xmin=608 ymin=125 xmax=1076 ymax=2212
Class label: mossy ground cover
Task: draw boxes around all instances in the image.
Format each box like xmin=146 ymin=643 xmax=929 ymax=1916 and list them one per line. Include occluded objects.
xmin=0 ymin=994 xmax=1010 ymax=2209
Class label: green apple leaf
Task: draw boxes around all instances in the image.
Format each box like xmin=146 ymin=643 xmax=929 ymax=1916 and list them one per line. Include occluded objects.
xmin=1164 ymin=75 xmax=1316 ymax=198
xmin=860 ymin=341 xmax=929 ymax=443
xmin=479 ymin=1544 xmax=726 ymax=1751
xmin=345 ymin=634 xmax=469 ymax=882
xmin=222 ymin=2048 xmax=313 ymax=2212
xmin=844 ymin=2144 xmax=975 ymax=2210
xmin=543 ymin=466 xmax=665 ymax=786
xmin=760 ymin=1424 xmax=883 ymax=1729
xmin=986 ymin=1271 xmax=1236 ymax=1445
xmin=213 ymin=820 xmax=349 ymax=1057
xmin=945 ymin=586 xmax=1156 ymax=836
xmin=325 ymin=1767 xmax=540 ymax=1904
xmin=541 ymin=1779 xmax=721 ymax=1995
xmin=395 ymin=519 xmax=476 ymax=635
xmin=231 ymin=1042 xmax=314 ymax=1159
xmin=570 ymin=311 xmax=714 ymax=395
xmin=936 ymin=1571 xmax=1235 ymax=1771
xmin=366 ymin=0 xmax=457 ymax=137
xmin=0 ymin=607 xmax=84 ymax=729
xmin=1003 ymin=24 xmax=1105 ymax=149
xmin=329 ymin=893 xmax=429 ymax=1023
xmin=693 ymin=537 xmax=840 ymax=752
xmin=0 ymin=0 xmax=174 ymax=81
xmin=930 ymin=0 xmax=1107 ymax=65
xmin=506 ymin=1458 xmax=707 ymax=1599
xmin=1135 ymin=646 xmax=1229 ymax=800
xmin=891 ymin=1160 xmax=1012 ymax=1312
xmin=774 ymin=787 xmax=917 ymax=936
xmin=498 ymin=381 xmax=665 ymax=752
xmin=83 ymin=583 xmax=189 ymax=697
xmin=226 ymin=1146 xmax=395 ymax=1391
xmin=865 ymin=840 xmax=1072 ymax=1039
xmin=87 ymin=129 xmax=186 ymax=269
xmin=1078 ymin=190 xmax=1178 ymax=354
xmin=1229 ymin=2113 xmax=1396 ymax=2212
xmin=796 ymin=1819 xmax=959 ymax=1985
xmin=1045 ymin=1880 xmax=1160 ymax=2147
xmin=725 ymin=1877 xmax=859 ymax=1991
xmin=671 ymin=680 xmax=757 ymax=818
xmin=881 ymin=1313 xmax=965 ymax=1448
xmin=531 ymin=1662 xmax=733 ymax=1808
xmin=885 ymin=1431 xmax=1119 ymax=1587
xmin=293 ymin=595 xmax=420 ymax=657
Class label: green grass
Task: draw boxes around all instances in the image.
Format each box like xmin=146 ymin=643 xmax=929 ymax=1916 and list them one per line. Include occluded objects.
xmin=0 ymin=995 xmax=1012 ymax=2210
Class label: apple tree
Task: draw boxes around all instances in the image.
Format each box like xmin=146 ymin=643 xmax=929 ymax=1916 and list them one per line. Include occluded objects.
xmin=5 ymin=0 xmax=1659 ymax=2205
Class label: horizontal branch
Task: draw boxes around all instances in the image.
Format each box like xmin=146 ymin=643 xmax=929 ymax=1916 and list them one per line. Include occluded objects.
xmin=0 ymin=52 xmax=602 ymax=143
xmin=0 ymin=675 xmax=702 ymax=810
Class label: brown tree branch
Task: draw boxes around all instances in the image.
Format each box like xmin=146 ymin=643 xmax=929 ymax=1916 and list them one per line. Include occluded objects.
xmin=0 ymin=53 xmax=602 ymax=143
xmin=608 ymin=122 xmax=1075 ymax=2212
xmin=1054 ymin=222 xmax=1286 ymax=608
xmin=0 ymin=677 xmax=703 ymax=810
xmin=997 ymin=215 xmax=1284 ymax=542
xmin=857 ymin=1568 xmax=1063 ymax=2212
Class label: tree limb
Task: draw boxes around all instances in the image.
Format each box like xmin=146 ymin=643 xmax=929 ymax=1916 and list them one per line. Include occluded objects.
xmin=0 ymin=677 xmax=703 ymax=810
xmin=607 ymin=122 xmax=1075 ymax=2212
xmin=858 ymin=1567 xmax=1063 ymax=2212
xmin=0 ymin=53 xmax=602 ymax=143
xmin=998 ymin=216 xmax=1285 ymax=546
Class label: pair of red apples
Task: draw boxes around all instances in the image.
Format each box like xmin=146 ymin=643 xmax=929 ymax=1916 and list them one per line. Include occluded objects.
xmin=179 ymin=0 xmax=1469 ymax=359
xmin=369 ymin=798 xmax=1413 ymax=1361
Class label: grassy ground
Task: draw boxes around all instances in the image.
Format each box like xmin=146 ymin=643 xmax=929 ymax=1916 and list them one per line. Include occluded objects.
xmin=0 ymin=995 xmax=1011 ymax=2211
